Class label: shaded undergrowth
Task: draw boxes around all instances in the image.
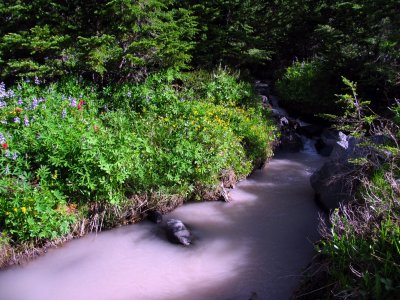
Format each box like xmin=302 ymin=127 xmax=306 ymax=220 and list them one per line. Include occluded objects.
xmin=294 ymin=83 xmax=400 ymax=299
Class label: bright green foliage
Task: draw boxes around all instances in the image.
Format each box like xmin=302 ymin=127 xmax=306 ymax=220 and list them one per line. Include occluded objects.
xmin=0 ymin=70 xmax=276 ymax=243
xmin=180 ymin=68 xmax=257 ymax=107
xmin=105 ymin=68 xmax=276 ymax=190
xmin=331 ymin=77 xmax=377 ymax=137
xmin=179 ymin=69 xmax=275 ymax=164
xmin=0 ymin=180 xmax=74 ymax=242
xmin=392 ymin=102 xmax=400 ymax=128
xmin=0 ymin=1 xmax=197 ymax=82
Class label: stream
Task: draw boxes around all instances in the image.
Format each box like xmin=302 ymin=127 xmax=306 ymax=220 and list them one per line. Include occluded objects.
xmin=0 ymin=146 xmax=325 ymax=300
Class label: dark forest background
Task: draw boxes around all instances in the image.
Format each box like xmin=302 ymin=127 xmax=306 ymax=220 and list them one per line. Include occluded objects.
xmin=1 ymin=0 xmax=399 ymax=115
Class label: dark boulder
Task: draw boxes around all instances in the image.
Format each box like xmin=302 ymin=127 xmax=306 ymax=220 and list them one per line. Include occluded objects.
xmin=310 ymin=159 xmax=359 ymax=210
xmin=329 ymin=134 xmax=360 ymax=160
xmin=279 ymin=130 xmax=303 ymax=152
xmin=320 ymin=129 xmax=342 ymax=145
xmin=147 ymin=210 xmax=163 ymax=224
xmin=315 ymin=138 xmax=333 ymax=156
xmin=315 ymin=129 xmax=345 ymax=156
xmin=254 ymin=82 xmax=270 ymax=97
xmin=164 ymin=219 xmax=192 ymax=246
xmin=310 ymin=133 xmax=389 ymax=211
xmin=297 ymin=124 xmax=324 ymax=138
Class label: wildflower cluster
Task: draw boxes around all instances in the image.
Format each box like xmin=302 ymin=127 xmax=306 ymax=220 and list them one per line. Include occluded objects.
xmin=0 ymin=79 xmax=93 ymax=242
xmin=0 ymin=71 xmax=277 ymax=247
xmin=0 ymin=82 xmax=15 ymax=99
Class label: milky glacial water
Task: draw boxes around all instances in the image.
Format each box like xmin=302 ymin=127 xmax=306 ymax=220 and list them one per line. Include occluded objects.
xmin=0 ymin=150 xmax=324 ymax=300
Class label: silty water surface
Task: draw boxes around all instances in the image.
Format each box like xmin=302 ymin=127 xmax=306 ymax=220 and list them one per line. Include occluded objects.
xmin=0 ymin=147 xmax=324 ymax=300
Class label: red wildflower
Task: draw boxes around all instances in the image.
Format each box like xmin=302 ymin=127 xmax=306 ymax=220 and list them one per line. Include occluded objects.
xmin=77 ymin=100 xmax=84 ymax=110
xmin=1 ymin=143 xmax=8 ymax=150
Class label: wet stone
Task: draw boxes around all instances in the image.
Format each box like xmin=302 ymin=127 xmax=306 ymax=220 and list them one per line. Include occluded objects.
xmin=164 ymin=219 xmax=192 ymax=246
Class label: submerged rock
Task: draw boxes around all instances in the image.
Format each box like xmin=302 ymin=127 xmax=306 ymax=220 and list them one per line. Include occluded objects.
xmin=279 ymin=130 xmax=303 ymax=152
xmin=164 ymin=219 xmax=192 ymax=246
xmin=147 ymin=210 xmax=163 ymax=224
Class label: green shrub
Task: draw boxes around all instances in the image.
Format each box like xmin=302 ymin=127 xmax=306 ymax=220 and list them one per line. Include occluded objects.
xmin=276 ymin=59 xmax=337 ymax=117
xmin=179 ymin=67 xmax=257 ymax=108
xmin=133 ymin=103 xmax=251 ymax=195
xmin=105 ymin=68 xmax=276 ymax=193
xmin=0 ymin=70 xmax=277 ymax=245
xmin=0 ymin=179 xmax=74 ymax=242
xmin=392 ymin=101 xmax=400 ymax=127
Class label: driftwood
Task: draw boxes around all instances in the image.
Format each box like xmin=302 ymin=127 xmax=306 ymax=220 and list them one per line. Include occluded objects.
xmin=220 ymin=182 xmax=231 ymax=202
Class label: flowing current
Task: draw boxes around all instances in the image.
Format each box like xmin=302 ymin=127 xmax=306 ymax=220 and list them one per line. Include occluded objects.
xmin=0 ymin=149 xmax=324 ymax=300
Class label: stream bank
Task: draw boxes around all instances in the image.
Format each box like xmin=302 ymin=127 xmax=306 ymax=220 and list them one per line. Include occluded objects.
xmin=0 ymin=84 xmax=330 ymax=299
xmin=0 ymin=148 xmax=326 ymax=300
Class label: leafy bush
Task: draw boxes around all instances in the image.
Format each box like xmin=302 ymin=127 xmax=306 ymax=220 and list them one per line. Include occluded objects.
xmin=0 ymin=179 xmax=74 ymax=242
xmin=275 ymin=59 xmax=337 ymax=118
xmin=179 ymin=68 xmax=256 ymax=107
xmin=392 ymin=101 xmax=400 ymax=127
xmin=0 ymin=69 xmax=277 ymax=245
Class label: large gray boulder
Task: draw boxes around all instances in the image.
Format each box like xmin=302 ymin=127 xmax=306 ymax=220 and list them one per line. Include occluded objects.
xmin=310 ymin=159 xmax=359 ymax=210
xmin=311 ymin=133 xmax=389 ymax=211
xmin=164 ymin=219 xmax=192 ymax=246
xmin=314 ymin=130 xmax=352 ymax=157
xmin=321 ymin=129 xmax=343 ymax=147
xmin=329 ymin=133 xmax=360 ymax=160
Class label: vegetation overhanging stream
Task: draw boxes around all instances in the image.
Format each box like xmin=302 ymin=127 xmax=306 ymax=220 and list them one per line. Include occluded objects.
xmin=0 ymin=147 xmax=326 ymax=300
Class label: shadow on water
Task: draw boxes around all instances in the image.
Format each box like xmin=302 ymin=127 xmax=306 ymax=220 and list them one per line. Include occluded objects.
xmin=0 ymin=151 xmax=326 ymax=300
